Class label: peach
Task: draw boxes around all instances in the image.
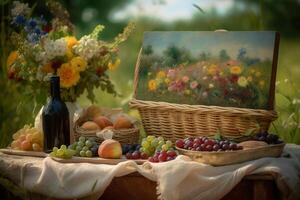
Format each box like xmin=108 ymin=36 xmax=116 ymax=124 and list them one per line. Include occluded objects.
xmin=81 ymin=121 xmax=100 ymax=131
xmin=21 ymin=140 xmax=32 ymax=151
xmin=86 ymin=105 xmax=102 ymax=119
xmin=98 ymin=139 xmax=122 ymax=159
xmin=93 ymin=116 xmax=113 ymax=129
xmin=113 ymin=116 xmax=133 ymax=129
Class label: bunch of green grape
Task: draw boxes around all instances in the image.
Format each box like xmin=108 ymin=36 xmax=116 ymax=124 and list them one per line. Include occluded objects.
xmin=68 ymin=136 xmax=99 ymax=157
xmin=50 ymin=145 xmax=76 ymax=159
xmin=140 ymin=135 xmax=174 ymax=156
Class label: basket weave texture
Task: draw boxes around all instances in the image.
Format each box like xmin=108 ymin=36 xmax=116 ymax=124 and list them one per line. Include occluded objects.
xmin=130 ymin=99 xmax=277 ymax=142
xmin=129 ymin=49 xmax=278 ymax=142
xmin=74 ymin=124 xmax=139 ymax=145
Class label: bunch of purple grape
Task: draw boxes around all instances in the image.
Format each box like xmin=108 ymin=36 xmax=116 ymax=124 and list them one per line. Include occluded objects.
xmin=253 ymin=132 xmax=283 ymax=144
xmin=176 ymin=137 xmax=243 ymax=152
xmin=122 ymin=144 xmax=141 ymax=155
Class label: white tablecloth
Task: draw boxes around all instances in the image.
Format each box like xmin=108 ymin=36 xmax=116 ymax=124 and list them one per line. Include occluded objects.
xmin=0 ymin=144 xmax=300 ymax=200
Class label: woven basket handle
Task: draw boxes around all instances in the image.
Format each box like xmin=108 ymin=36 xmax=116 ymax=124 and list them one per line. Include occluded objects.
xmin=133 ymin=48 xmax=142 ymax=99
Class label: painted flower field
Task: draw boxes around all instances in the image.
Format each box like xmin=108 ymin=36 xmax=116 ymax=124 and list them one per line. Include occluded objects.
xmin=137 ymin=44 xmax=273 ymax=109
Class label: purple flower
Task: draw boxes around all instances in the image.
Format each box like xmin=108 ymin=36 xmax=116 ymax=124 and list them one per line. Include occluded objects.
xmin=34 ymin=28 xmax=41 ymax=35
xmin=168 ymin=80 xmax=185 ymax=92
xmin=27 ymin=19 xmax=37 ymax=29
xmin=12 ymin=15 xmax=26 ymax=25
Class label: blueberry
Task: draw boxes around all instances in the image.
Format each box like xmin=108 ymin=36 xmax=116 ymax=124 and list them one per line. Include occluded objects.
xmin=256 ymin=132 xmax=262 ymax=137
xmin=261 ymin=132 xmax=268 ymax=137
xmin=121 ymin=144 xmax=128 ymax=154
xmin=135 ymin=144 xmax=141 ymax=151
xmin=258 ymin=136 xmax=265 ymax=141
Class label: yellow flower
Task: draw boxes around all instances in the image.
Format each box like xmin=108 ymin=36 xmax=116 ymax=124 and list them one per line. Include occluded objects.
xmin=148 ymin=79 xmax=157 ymax=91
xmin=247 ymin=76 xmax=253 ymax=82
xmin=156 ymin=71 xmax=166 ymax=79
xmin=70 ymin=57 xmax=87 ymax=72
xmin=237 ymin=76 xmax=248 ymax=87
xmin=41 ymin=63 xmax=54 ymax=73
xmin=57 ymin=63 xmax=80 ymax=88
xmin=255 ymin=71 xmax=261 ymax=77
xmin=250 ymin=69 xmax=256 ymax=74
xmin=184 ymin=89 xmax=191 ymax=95
xmin=65 ymin=36 xmax=78 ymax=49
xmin=207 ymin=64 xmax=219 ymax=75
xmin=230 ymin=66 xmax=242 ymax=75
xmin=7 ymin=51 xmax=18 ymax=67
xmin=164 ymin=78 xmax=170 ymax=84
xmin=66 ymin=49 xmax=74 ymax=59
xmin=108 ymin=59 xmax=121 ymax=70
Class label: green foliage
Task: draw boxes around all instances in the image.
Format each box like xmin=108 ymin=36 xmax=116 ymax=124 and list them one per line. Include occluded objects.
xmin=163 ymin=45 xmax=192 ymax=66
xmin=0 ymin=0 xmax=299 ymax=147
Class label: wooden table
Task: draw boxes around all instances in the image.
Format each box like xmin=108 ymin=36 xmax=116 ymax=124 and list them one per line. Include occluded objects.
xmin=0 ymin=171 xmax=280 ymax=200
xmin=100 ymin=172 xmax=280 ymax=200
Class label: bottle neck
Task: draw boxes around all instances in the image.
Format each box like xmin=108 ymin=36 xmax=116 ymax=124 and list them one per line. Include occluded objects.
xmin=50 ymin=76 xmax=61 ymax=100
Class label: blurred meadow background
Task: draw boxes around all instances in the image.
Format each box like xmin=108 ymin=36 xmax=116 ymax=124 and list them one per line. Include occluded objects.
xmin=0 ymin=0 xmax=299 ymax=147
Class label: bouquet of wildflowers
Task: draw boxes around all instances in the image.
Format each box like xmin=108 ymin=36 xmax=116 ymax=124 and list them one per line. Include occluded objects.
xmin=6 ymin=0 xmax=134 ymax=102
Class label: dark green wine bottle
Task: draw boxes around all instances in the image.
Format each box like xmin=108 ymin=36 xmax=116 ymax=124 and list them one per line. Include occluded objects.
xmin=42 ymin=76 xmax=70 ymax=153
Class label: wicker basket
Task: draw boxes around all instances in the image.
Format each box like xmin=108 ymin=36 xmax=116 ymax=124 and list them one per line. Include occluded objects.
xmin=74 ymin=124 xmax=139 ymax=145
xmin=73 ymin=107 xmax=140 ymax=145
xmin=129 ymin=49 xmax=278 ymax=142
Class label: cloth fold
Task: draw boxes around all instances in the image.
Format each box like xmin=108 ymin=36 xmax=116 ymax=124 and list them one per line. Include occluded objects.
xmin=0 ymin=144 xmax=299 ymax=200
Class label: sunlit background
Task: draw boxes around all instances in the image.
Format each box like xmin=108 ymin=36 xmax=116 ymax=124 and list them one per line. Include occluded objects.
xmin=1 ymin=0 xmax=299 ymax=146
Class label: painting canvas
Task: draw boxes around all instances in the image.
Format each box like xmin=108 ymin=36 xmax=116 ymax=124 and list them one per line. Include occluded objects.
xmin=135 ymin=31 xmax=279 ymax=110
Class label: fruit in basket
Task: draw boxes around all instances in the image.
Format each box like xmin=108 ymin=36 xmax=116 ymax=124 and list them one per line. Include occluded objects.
xmin=176 ymin=137 xmax=243 ymax=152
xmin=68 ymin=136 xmax=99 ymax=157
xmin=81 ymin=121 xmax=100 ymax=131
xmin=238 ymin=141 xmax=268 ymax=149
xmin=86 ymin=105 xmax=102 ymax=119
xmin=253 ymin=132 xmax=283 ymax=144
xmin=10 ymin=125 xmax=43 ymax=151
xmin=98 ymin=139 xmax=122 ymax=159
xmin=93 ymin=116 xmax=113 ymax=129
xmin=113 ymin=116 xmax=133 ymax=129
xmin=50 ymin=145 xmax=75 ymax=159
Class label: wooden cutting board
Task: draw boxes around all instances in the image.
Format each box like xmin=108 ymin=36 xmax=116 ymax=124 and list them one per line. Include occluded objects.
xmin=0 ymin=148 xmax=47 ymax=157
xmin=0 ymin=148 xmax=146 ymax=165
xmin=51 ymin=156 xmax=146 ymax=165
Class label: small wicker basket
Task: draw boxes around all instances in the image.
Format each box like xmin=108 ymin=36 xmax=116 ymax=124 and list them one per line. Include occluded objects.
xmin=73 ymin=107 xmax=140 ymax=145
xmin=129 ymin=49 xmax=278 ymax=142
xmin=74 ymin=124 xmax=139 ymax=145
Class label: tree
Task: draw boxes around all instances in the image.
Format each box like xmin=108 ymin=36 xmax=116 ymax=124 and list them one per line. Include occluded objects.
xmin=164 ymin=45 xmax=181 ymax=63
xmin=219 ymin=49 xmax=230 ymax=61
xmin=199 ymin=52 xmax=209 ymax=61
xmin=163 ymin=45 xmax=192 ymax=66
xmin=142 ymin=45 xmax=153 ymax=55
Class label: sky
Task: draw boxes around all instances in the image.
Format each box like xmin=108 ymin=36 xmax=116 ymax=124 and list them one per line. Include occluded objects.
xmin=110 ymin=0 xmax=234 ymax=22
xmin=143 ymin=31 xmax=277 ymax=60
